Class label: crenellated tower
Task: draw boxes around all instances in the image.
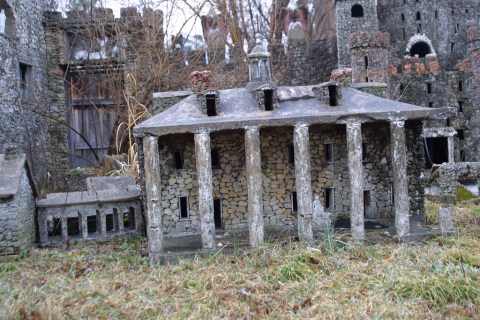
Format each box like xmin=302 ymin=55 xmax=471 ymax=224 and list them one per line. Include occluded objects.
xmin=335 ymin=0 xmax=379 ymax=68
xmin=349 ymin=31 xmax=390 ymax=84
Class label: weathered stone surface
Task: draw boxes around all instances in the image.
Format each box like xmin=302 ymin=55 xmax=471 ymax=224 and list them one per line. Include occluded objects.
xmin=439 ymin=207 xmax=456 ymax=234
xmin=245 ymin=126 xmax=264 ymax=247
xmin=294 ymin=124 xmax=314 ymax=242
xmin=194 ymin=131 xmax=216 ymax=249
xmin=346 ymin=122 xmax=365 ymax=240
xmin=391 ymin=121 xmax=410 ymax=237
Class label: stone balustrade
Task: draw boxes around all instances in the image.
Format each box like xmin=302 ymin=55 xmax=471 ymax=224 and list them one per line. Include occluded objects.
xmin=36 ymin=176 xmax=143 ymax=246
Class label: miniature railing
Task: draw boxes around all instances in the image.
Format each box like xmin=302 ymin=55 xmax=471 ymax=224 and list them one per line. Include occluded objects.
xmin=37 ymin=177 xmax=144 ymax=246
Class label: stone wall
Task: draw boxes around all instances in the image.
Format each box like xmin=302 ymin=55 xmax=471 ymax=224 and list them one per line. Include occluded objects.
xmin=0 ymin=0 xmax=50 ymax=188
xmin=378 ymin=0 xmax=477 ymax=69
xmin=0 ymin=170 xmax=36 ymax=256
xmin=155 ymin=122 xmax=425 ymax=236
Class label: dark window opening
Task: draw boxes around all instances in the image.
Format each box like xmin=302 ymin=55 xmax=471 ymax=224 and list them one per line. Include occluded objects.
xmin=424 ymin=137 xmax=449 ymax=169
xmin=365 ymin=77 xmax=369 ymax=82
xmin=325 ymin=188 xmax=334 ymax=211
xmin=427 ymin=83 xmax=432 ymax=94
xmin=174 ymin=150 xmax=184 ymax=169
xmin=402 ymin=28 xmax=406 ymax=40
xmin=211 ymin=149 xmax=220 ymax=168
xmin=87 ymin=216 xmax=97 ymax=233
xmin=362 ymin=142 xmax=368 ymax=161
xmin=48 ymin=218 xmax=62 ymax=237
xmin=179 ymin=197 xmax=189 ymax=218
xmin=364 ymin=190 xmax=371 ymax=218
xmin=325 ymin=143 xmax=334 ymax=162
xmin=328 ymin=85 xmax=339 ymax=106
xmin=435 ymin=10 xmax=438 ymax=19
xmin=458 ymin=81 xmax=463 ymax=92
xmin=401 ymin=13 xmax=405 ymax=22
xmin=458 ymin=101 xmax=463 ymax=112
xmin=291 ymin=191 xmax=298 ymax=212
xmin=391 ymin=184 xmax=395 ymax=205
xmin=410 ymin=41 xmax=431 ymax=57
xmin=429 ymin=102 xmax=434 ymax=108
xmin=66 ymin=217 xmax=80 ymax=236
xmin=364 ymin=56 xmax=369 ymax=69
xmin=214 ymin=199 xmax=222 ymax=229
xmin=446 ymin=118 xmax=450 ymax=127
xmin=125 ymin=207 xmax=136 ymax=230
xmin=451 ymin=43 xmax=456 ymax=54
xmin=400 ymin=83 xmax=404 ymax=91
xmin=417 ymin=24 xmax=422 ymax=33
xmin=106 ymin=213 xmax=114 ymax=231
xmin=416 ymin=12 xmax=421 ymax=20
xmin=457 ymin=129 xmax=464 ymax=140
xmin=351 ymin=4 xmax=364 ymax=18
xmin=264 ymin=89 xmax=274 ymax=111
xmin=288 ymin=144 xmax=295 ymax=164
xmin=19 ymin=63 xmax=32 ymax=101
xmin=206 ymin=94 xmax=217 ymax=116
xmin=460 ymin=150 xmax=466 ymax=161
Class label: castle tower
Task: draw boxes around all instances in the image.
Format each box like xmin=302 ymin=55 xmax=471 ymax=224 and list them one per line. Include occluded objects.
xmin=349 ymin=31 xmax=390 ymax=84
xmin=465 ymin=26 xmax=480 ymax=162
xmin=335 ymin=0 xmax=379 ymax=68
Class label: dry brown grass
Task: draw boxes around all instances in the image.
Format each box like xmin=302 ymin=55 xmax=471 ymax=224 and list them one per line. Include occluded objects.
xmin=1 ymin=203 xmax=480 ymax=319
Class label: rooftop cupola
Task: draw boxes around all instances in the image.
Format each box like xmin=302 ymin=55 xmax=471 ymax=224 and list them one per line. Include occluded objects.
xmin=247 ymin=45 xmax=272 ymax=82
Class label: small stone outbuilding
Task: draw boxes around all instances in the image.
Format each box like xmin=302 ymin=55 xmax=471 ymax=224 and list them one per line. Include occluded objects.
xmin=0 ymin=153 xmax=37 ymax=256
xmin=134 ymin=46 xmax=454 ymax=263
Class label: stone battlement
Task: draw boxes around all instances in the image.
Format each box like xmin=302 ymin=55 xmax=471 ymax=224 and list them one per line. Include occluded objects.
xmin=349 ymin=31 xmax=390 ymax=50
xmin=390 ymin=55 xmax=441 ymax=76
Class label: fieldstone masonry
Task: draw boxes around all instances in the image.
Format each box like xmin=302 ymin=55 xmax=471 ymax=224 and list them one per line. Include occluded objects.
xmin=0 ymin=153 xmax=36 ymax=256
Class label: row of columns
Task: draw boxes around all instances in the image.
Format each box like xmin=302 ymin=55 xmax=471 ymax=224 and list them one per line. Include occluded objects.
xmin=143 ymin=120 xmax=412 ymax=260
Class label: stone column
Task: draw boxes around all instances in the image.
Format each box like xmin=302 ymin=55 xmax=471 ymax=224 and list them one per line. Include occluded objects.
xmin=117 ymin=207 xmax=125 ymax=234
xmin=143 ymin=135 xmax=164 ymax=263
xmin=294 ymin=123 xmax=314 ymax=242
xmin=61 ymin=214 xmax=68 ymax=240
xmin=390 ymin=121 xmax=410 ymax=237
xmin=79 ymin=208 xmax=88 ymax=239
xmin=346 ymin=122 xmax=365 ymax=240
xmin=194 ymin=130 xmax=216 ymax=250
xmin=447 ymin=136 xmax=455 ymax=163
xmin=245 ymin=126 xmax=264 ymax=247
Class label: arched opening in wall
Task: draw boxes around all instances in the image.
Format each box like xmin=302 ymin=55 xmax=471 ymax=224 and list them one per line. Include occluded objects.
xmin=410 ymin=41 xmax=431 ymax=57
xmin=416 ymin=12 xmax=421 ymax=20
xmin=351 ymin=4 xmax=364 ymax=18
xmin=0 ymin=1 xmax=16 ymax=37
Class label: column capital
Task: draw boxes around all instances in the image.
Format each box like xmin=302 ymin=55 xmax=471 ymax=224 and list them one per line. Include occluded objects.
xmin=294 ymin=122 xmax=309 ymax=129
xmin=245 ymin=125 xmax=260 ymax=133
xmin=390 ymin=120 xmax=406 ymax=127
xmin=194 ymin=128 xmax=211 ymax=135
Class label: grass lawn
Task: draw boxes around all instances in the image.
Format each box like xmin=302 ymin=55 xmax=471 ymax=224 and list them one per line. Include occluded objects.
xmin=1 ymin=202 xmax=479 ymax=319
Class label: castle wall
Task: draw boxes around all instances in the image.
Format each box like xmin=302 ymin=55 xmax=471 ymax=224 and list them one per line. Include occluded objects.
xmin=0 ymin=0 xmax=50 ymax=187
xmin=155 ymin=123 xmax=424 ymax=236
xmin=378 ymin=0 xmax=478 ymax=69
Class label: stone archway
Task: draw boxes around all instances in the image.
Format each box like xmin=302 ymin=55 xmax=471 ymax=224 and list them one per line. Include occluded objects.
xmin=405 ymin=34 xmax=436 ymax=57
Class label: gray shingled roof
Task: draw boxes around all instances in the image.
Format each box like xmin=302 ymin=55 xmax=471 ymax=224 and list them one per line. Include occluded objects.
xmin=0 ymin=154 xmax=34 ymax=199
xmin=134 ymin=85 xmax=455 ymax=137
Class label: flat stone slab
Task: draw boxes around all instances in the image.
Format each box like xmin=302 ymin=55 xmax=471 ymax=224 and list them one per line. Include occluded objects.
xmin=86 ymin=175 xmax=136 ymax=193
xmin=0 ymin=153 xmax=27 ymax=199
xmin=37 ymin=189 xmax=141 ymax=207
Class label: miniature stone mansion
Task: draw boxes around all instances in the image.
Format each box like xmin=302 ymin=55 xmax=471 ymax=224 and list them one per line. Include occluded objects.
xmin=134 ymin=46 xmax=453 ymax=261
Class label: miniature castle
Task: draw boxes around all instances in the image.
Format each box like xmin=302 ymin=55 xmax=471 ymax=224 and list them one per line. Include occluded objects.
xmin=0 ymin=0 xmax=479 ymax=257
